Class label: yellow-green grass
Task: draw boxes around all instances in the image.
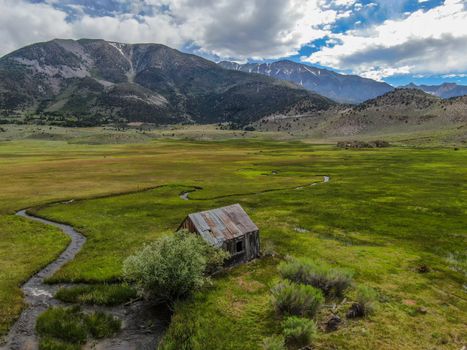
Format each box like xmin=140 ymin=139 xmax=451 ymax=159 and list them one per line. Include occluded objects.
xmin=0 ymin=138 xmax=465 ymax=349
xmin=55 ymin=284 xmax=137 ymax=306
xmin=0 ymin=216 xmax=69 ymax=336
xmin=0 ymin=139 xmax=318 ymax=214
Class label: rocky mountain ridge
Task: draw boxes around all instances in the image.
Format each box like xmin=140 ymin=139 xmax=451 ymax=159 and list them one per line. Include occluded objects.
xmin=218 ymin=60 xmax=394 ymax=104
xmin=0 ymin=39 xmax=334 ymax=126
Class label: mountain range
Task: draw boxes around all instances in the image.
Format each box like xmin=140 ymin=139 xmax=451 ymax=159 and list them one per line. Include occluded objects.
xmin=0 ymin=39 xmax=333 ymax=126
xmin=218 ymin=60 xmax=393 ymax=104
xmin=219 ymin=60 xmax=467 ymax=103
xmin=404 ymin=83 xmax=467 ymax=99
xmin=0 ymin=39 xmax=465 ymax=133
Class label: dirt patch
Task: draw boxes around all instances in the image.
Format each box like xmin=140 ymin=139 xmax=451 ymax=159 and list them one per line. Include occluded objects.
xmin=337 ymin=140 xmax=390 ymax=149
xmin=235 ymin=277 xmax=264 ymax=293
xmin=403 ymin=299 xmax=417 ymax=306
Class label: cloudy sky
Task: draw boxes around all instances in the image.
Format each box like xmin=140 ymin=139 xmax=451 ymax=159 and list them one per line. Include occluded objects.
xmin=0 ymin=0 xmax=466 ymax=85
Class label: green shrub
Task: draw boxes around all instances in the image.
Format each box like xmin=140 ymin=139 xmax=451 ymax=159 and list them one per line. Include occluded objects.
xmin=271 ymin=280 xmax=324 ymax=317
xmin=36 ymin=306 xmax=121 ymax=348
xmin=123 ymin=231 xmax=228 ymax=306
xmin=282 ymin=316 xmax=317 ymax=348
xmin=347 ymin=285 xmax=378 ymax=318
xmin=36 ymin=306 xmax=88 ymax=344
xmin=325 ymin=268 xmax=354 ymax=298
xmin=278 ymin=257 xmax=353 ymax=298
xmin=55 ymin=284 xmax=137 ymax=306
xmin=202 ymin=240 xmax=230 ymax=275
xmin=261 ymin=335 xmax=285 ymax=350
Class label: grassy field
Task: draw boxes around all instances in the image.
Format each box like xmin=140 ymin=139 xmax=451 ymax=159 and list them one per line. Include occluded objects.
xmin=0 ymin=134 xmax=465 ymax=349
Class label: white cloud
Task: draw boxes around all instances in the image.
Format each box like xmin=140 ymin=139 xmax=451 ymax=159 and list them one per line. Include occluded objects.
xmin=303 ymin=0 xmax=467 ymax=78
xmin=337 ymin=10 xmax=353 ymax=18
xmin=360 ymin=66 xmax=412 ymax=81
xmin=0 ymin=0 xmax=72 ymax=55
xmin=167 ymin=0 xmax=337 ymax=59
xmin=72 ymin=13 xmax=184 ymax=47
xmin=330 ymin=0 xmax=357 ymax=6
xmin=0 ymin=0 xmax=337 ymax=60
xmin=0 ymin=0 xmax=184 ymax=56
xmin=442 ymin=73 xmax=467 ymax=78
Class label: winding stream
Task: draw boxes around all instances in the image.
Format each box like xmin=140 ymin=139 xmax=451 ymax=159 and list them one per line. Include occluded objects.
xmin=179 ymin=175 xmax=331 ymax=200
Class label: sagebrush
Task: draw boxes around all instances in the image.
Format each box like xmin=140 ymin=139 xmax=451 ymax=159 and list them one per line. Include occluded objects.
xmin=282 ymin=316 xmax=317 ymax=348
xmin=262 ymin=335 xmax=285 ymax=350
xmin=278 ymin=257 xmax=353 ymax=298
xmin=271 ymin=279 xmax=323 ymax=317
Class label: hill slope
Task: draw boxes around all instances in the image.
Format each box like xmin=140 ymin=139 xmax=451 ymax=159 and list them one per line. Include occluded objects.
xmin=0 ymin=39 xmax=334 ymax=126
xmin=326 ymin=89 xmax=466 ymax=135
xmin=218 ymin=60 xmax=394 ymax=104
xmin=252 ymin=89 xmax=467 ymax=140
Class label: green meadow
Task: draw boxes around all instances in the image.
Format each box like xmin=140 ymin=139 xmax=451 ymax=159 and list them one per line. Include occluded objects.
xmin=0 ymin=135 xmax=465 ymax=349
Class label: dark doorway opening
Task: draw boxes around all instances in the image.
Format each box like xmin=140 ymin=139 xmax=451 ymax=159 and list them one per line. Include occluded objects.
xmin=236 ymin=240 xmax=244 ymax=253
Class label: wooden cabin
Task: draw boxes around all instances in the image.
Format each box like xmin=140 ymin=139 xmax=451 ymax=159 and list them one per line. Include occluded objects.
xmin=178 ymin=204 xmax=260 ymax=265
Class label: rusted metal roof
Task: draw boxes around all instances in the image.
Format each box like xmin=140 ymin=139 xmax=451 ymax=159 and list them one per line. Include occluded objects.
xmin=187 ymin=204 xmax=258 ymax=247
